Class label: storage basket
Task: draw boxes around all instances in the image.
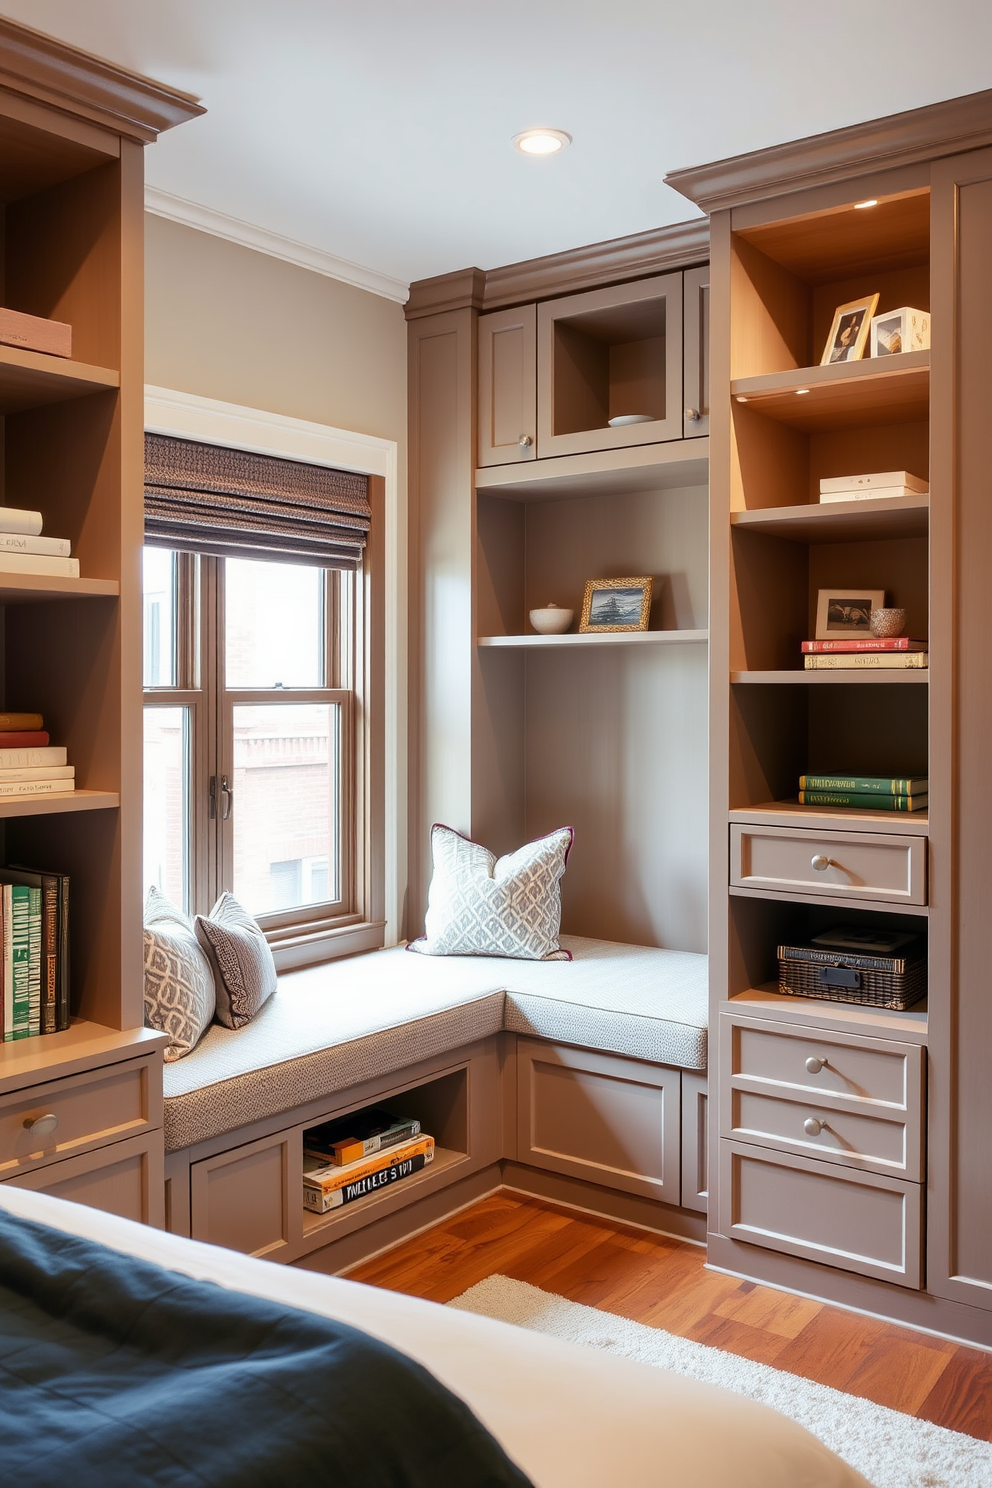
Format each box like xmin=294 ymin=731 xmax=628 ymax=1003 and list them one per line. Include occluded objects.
xmin=776 ymin=943 xmax=927 ymax=1011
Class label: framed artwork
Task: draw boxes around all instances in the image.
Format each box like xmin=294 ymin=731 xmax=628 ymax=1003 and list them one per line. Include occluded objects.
xmin=579 ymin=576 xmax=653 ymax=633
xmin=815 ymin=588 xmax=885 ymax=640
xmin=820 ymin=293 xmax=879 ymax=366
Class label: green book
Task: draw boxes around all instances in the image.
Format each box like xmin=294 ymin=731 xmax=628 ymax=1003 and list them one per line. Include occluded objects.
xmin=27 ymin=884 xmax=41 ymax=1036
xmin=799 ymin=774 xmax=928 ymax=796
xmin=10 ymin=884 xmax=31 ymax=1038
xmin=799 ymin=789 xmax=927 ymax=812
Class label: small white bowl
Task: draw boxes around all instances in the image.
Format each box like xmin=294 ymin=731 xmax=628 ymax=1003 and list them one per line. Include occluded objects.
xmin=608 ymin=413 xmax=654 ymax=427
xmin=529 ymin=604 xmax=573 ymax=635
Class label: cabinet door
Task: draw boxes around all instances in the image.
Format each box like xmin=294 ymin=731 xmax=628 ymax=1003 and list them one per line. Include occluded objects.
xmin=5 ymin=1131 xmax=165 ymax=1228
xmin=190 ymin=1130 xmax=298 ymax=1259
xmin=478 ymin=304 xmax=537 ymax=466
xmin=680 ymin=1070 xmax=708 ymax=1213
xmin=683 ymin=264 xmax=710 ymax=438
xmin=516 ymin=1039 xmax=681 ymax=1202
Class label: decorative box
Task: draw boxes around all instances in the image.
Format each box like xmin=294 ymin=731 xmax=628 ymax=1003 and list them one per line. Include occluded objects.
xmin=777 ymin=930 xmax=927 ymax=1011
xmin=870 ymin=307 xmax=930 ymax=358
xmin=0 ymin=306 xmax=71 ymax=358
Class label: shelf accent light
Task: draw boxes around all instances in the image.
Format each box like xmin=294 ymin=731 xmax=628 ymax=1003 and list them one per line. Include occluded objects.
xmin=512 ymin=128 xmax=572 ymax=156
xmin=795 ymin=388 xmax=810 ymax=395
xmin=854 ymin=199 xmax=879 ymax=209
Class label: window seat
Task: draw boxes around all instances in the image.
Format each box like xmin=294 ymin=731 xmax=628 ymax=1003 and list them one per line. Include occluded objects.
xmin=162 ymin=935 xmax=708 ymax=1153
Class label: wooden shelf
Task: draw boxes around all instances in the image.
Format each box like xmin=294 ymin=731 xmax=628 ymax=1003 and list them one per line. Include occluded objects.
xmin=0 ymin=345 xmax=119 ymax=414
xmin=0 ymin=1023 xmax=165 ymax=1097
xmin=480 ymin=629 xmax=708 ymax=650
xmin=729 ymin=801 xmax=928 ymax=835
xmin=727 ymin=988 xmax=928 ymax=1044
xmin=0 ymin=574 xmax=118 ymax=603
xmin=0 ymin=790 xmax=119 ymax=819
xmin=301 ymin=1146 xmax=468 ymax=1240
xmin=732 ymin=668 xmax=928 ymax=684
xmin=475 ymin=439 xmax=708 ymax=502
xmin=731 ymin=352 xmax=929 ymax=431
xmin=731 ymin=494 xmax=929 ymax=544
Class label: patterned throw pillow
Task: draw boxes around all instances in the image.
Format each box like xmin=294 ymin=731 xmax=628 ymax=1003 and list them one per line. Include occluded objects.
xmin=195 ymin=892 xmax=278 ymax=1029
xmin=409 ymin=824 xmax=574 ymax=961
xmin=143 ymin=887 xmax=216 ymax=1062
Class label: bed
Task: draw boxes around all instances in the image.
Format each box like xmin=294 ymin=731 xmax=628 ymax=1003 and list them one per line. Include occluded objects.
xmin=0 ymin=1186 xmax=868 ymax=1488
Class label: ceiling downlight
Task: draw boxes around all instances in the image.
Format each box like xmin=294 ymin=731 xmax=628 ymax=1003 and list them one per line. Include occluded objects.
xmin=512 ymin=128 xmax=572 ymax=156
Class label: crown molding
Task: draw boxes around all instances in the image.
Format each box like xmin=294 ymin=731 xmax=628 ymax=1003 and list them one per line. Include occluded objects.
xmin=144 ymin=188 xmax=409 ymax=304
xmin=0 ymin=16 xmax=203 ymax=141
xmin=404 ymin=219 xmax=709 ymax=321
xmin=666 ymin=87 xmax=992 ymax=213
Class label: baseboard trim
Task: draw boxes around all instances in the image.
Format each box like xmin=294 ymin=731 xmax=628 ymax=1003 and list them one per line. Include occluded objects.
xmin=500 ymin=1161 xmax=707 ymax=1245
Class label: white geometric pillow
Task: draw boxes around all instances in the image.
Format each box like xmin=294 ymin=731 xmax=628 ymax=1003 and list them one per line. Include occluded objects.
xmin=408 ymin=824 xmax=574 ymax=961
xmin=143 ymin=886 xmax=216 ymax=1062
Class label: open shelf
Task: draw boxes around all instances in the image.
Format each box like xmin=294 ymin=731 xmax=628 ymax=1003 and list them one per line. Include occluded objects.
xmin=732 ymin=668 xmax=928 ymax=685
xmin=0 ymin=790 xmax=119 ymax=819
xmin=479 ymin=628 xmax=707 ymax=649
xmin=731 ymin=352 xmax=929 ymax=431
xmin=0 ymin=574 xmax=119 ymax=603
xmin=731 ymin=494 xmax=928 ymax=544
xmin=301 ymin=1145 xmax=468 ymax=1240
xmin=475 ymin=439 xmax=708 ymax=502
xmin=727 ymin=986 xmax=928 ymax=1043
xmin=0 ymin=345 xmax=119 ymax=414
xmin=729 ymin=800 xmax=928 ymax=836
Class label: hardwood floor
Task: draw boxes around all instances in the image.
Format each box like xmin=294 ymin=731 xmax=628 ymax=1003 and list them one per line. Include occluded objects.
xmin=347 ymin=1192 xmax=992 ymax=1440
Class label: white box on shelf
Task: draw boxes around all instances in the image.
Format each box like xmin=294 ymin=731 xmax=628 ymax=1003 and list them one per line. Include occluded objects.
xmin=819 ymin=471 xmax=928 ymax=495
xmin=870 ymin=307 xmax=930 ymax=357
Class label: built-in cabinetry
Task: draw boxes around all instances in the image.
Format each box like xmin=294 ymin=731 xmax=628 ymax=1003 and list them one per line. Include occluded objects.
xmin=0 ymin=23 xmax=200 ymax=1220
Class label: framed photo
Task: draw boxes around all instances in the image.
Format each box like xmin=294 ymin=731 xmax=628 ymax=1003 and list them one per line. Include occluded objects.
xmin=579 ymin=576 xmax=653 ymax=633
xmin=820 ymin=293 xmax=879 ymax=366
xmin=870 ymin=306 xmax=931 ymax=358
xmin=815 ymin=588 xmax=885 ymax=640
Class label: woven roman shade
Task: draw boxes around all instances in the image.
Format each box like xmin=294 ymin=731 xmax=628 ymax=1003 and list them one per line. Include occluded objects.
xmin=144 ymin=433 xmax=371 ymax=568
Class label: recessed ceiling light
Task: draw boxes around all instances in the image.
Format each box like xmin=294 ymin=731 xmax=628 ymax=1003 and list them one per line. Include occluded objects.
xmin=512 ymin=128 xmax=572 ymax=156
xmin=854 ymin=199 xmax=878 ymax=209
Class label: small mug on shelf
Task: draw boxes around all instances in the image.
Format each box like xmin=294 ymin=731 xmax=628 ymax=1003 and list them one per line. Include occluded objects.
xmin=869 ymin=607 xmax=907 ymax=638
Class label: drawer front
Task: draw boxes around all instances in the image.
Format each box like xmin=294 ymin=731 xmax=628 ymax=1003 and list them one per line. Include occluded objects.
xmin=0 ymin=1057 xmax=159 ymax=1178
xmin=724 ymin=1015 xmax=923 ymax=1114
xmin=4 ymin=1131 xmax=165 ymax=1228
xmin=726 ymin=1087 xmax=920 ymax=1180
xmin=720 ymin=1140 xmax=922 ymax=1288
xmin=731 ymin=824 xmax=927 ymax=905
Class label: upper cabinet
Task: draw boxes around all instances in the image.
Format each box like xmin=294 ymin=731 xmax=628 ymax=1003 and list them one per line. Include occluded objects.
xmin=477 ymin=267 xmax=709 ymax=467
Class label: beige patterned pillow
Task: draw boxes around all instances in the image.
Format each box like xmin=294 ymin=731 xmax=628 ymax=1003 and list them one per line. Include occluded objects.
xmin=409 ymin=824 xmax=574 ymax=961
xmin=143 ymin=887 xmax=216 ymax=1062
xmin=195 ymin=892 xmax=278 ymax=1029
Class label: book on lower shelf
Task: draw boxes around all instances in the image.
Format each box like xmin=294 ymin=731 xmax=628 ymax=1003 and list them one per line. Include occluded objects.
xmin=0 ymin=720 xmax=74 ymax=796
xmin=0 ymin=507 xmax=76 ymax=578
xmin=798 ymin=789 xmax=926 ymax=811
xmin=797 ymin=773 xmax=928 ymax=813
xmin=802 ymin=638 xmax=927 ymax=653
xmin=818 ymin=471 xmax=928 ymax=504
xmin=0 ymin=866 xmax=69 ymax=1040
xmin=303 ymin=1134 xmax=435 ymax=1214
xmin=303 ymin=1106 xmax=422 ymax=1167
xmin=804 ymin=652 xmax=928 ymax=670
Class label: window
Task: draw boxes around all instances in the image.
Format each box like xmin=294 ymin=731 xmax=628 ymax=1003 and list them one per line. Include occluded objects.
xmin=143 ymin=548 xmax=366 ymax=957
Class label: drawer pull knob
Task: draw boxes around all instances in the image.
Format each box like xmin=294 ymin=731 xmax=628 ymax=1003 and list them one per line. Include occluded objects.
xmin=685 ymin=407 xmax=701 ymax=422
xmin=23 ymin=1113 xmax=58 ymax=1137
xmin=805 ymin=1056 xmax=827 ymax=1074
xmin=811 ymin=854 xmax=830 ymax=872
xmin=804 ymin=1117 xmax=824 ymax=1137
xmin=518 ymin=433 xmax=533 ymax=449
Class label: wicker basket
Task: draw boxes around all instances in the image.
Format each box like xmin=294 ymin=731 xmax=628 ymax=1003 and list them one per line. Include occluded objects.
xmin=776 ymin=944 xmax=927 ymax=1011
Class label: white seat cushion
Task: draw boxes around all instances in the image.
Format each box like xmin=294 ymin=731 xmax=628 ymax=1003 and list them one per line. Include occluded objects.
xmin=163 ymin=936 xmax=708 ymax=1151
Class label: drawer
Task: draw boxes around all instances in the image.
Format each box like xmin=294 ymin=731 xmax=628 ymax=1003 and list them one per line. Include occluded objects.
xmin=0 ymin=1056 xmax=160 ymax=1178
xmin=731 ymin=823 xmax=927 ymax=906
xmin=720 ymin=1139 xmax=922 ymax=1288
xmin=726 ymin=1087 xmax=921 ymax=1180
xmin=4 ymin=1130 xmax=165 ymax=1227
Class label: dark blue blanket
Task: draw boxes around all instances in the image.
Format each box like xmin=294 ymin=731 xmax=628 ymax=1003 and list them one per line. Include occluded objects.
xmin=0 ymin=1208 xmax=532 ymax=1487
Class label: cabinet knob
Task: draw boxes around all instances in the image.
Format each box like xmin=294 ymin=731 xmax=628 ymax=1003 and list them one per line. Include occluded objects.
xmin=518 ymin=433 xmax=533 ymax=449
xmin=804 ymin=1117 xmax=823 ymax=1137
xmin=23 ymin=1112 xmax=58 ymax=1137
xmin=685 ymin=407 xmax=700 ymax=422
xmin=811 ymin=854 xmax=830 ymax=872
xmin=805 ymin=1056 xmax=826 ymax=1074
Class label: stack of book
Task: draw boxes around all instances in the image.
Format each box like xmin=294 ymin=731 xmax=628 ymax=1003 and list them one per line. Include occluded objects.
xmin=302 ymin=1107 xmax=434 ymax=1214
xmin=0 ymin=717 xmax=74 ymax=799
xmin=803 ymin=638 xmax=928 ymax=671
xmin=818 ymin=470 xmax=928 ymax=504
xmin=798 ymin=773 xmax=928 ymax=812
xmin=0 ymin=505 xmax=79 ymax=579
xmin=0 ymin=866 xmax=70 ymax=1040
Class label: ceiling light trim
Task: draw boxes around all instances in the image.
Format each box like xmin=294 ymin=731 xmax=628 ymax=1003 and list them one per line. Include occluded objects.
xmin=144 ymin=187 xmax=409 ymax=304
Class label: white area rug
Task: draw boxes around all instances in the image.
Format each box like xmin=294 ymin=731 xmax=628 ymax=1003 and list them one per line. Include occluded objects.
xmin=449 ymin=1275 xmax=992 ymax=1488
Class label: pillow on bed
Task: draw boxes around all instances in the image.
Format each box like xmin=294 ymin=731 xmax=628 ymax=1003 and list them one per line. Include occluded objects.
xmin=143 ymin=887 xmax=216 ymax=1062
xmin=195 ymin=892 xmax=278 ymax=1029
xmin=408 ymin=823 xmax=573 ymax=961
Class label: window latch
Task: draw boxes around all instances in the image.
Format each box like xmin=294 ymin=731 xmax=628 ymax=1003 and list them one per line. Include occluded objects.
xmin=220 ymin=774 xmax=233 ymax=821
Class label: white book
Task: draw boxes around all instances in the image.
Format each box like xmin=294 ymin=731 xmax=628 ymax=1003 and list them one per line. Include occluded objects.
xmin=819 ymin=471 xmax=928 ymax=495
xmin=0 ymin=746 xmax=66 ymax=768
xmin=0 ymin=765 xmax=73 ymax=782
xmin=0 ymin=533 xmax=70 ymax=557
xmin=0 ymin=553 xmax=79 ymax=577
xmin=0 ymin=507 xmax=43 ymax=537
xmin=0 ymin=779 xmax=75 ymax=798
xmin=820 ymin=485 xmax=927 ymax=504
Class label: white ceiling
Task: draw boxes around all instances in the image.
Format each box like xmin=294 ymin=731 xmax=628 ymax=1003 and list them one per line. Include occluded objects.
xmin=2 ymin=1 xmax=991 ymax=297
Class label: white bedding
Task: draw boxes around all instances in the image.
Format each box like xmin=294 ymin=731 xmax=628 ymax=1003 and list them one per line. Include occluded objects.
xmin=0 ymin=1188 xmax=869 ymax=1488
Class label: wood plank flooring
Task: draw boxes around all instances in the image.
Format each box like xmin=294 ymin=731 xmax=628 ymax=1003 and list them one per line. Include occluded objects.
xmin=347 ymin=1192 xmax=992 ymax=1440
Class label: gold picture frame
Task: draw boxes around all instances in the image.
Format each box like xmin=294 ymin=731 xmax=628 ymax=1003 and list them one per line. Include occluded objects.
xmin=579 ymin=576 xmax=653 ymax=633
xmin=820 ymin=293 xmax=879 ymax=366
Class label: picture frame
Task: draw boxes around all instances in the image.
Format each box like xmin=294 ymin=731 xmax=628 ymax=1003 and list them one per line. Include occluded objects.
xmin=579 ymin=576 xmax=653 ymax=634
xmin=870 ymin=306 xmax=931 ymax=358
xmin=815 ymin=588 xmax=886 ymax=640
xmin=820 ymin=293 xmax=880 ymax=366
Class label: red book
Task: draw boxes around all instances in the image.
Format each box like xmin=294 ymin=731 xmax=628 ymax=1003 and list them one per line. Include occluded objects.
xmin=802 ymin=638 xmax=927 ymax=654
xmin=0 ymin=731 xmax=49 ymax=747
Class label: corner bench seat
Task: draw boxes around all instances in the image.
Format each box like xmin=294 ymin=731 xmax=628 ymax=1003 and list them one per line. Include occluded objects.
xmin=163 ymin=935 xmax=708 ymax=1153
